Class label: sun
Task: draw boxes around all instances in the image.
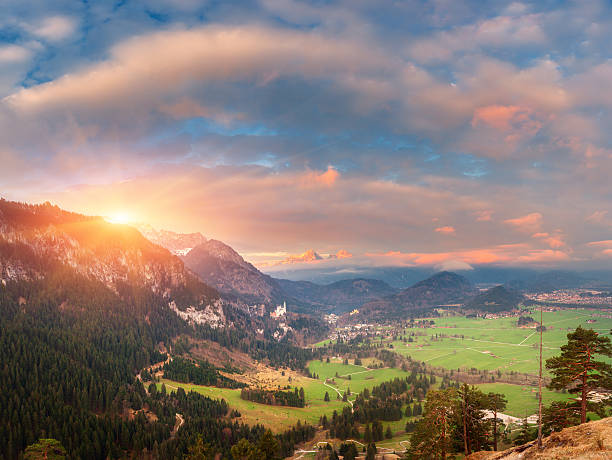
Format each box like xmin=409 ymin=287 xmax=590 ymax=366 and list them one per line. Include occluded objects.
xmin=105 ymin=212 xmax=132 ymax=225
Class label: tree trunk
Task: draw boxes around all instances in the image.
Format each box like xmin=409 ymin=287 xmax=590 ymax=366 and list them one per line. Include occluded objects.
xmin=463 ymin=393 xmax=469 ymax=455
xmin=581 ymin=374 xmax=587 ymax=424
xmin=493 ymin=409 xmax=498 ymax=451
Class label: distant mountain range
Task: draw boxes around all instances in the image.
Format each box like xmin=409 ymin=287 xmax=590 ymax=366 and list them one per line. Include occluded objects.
xmin=355 ymin=271 xmax=477 ymax=320
xmin=277 ymin=278 xmax=398 ymax=313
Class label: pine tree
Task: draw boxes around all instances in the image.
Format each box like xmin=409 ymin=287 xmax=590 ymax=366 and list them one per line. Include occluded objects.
xmin=364 ymin=424 xmax=372 ymax=443
xmin=324 ymin=391 xmax=330 ymax=402
xmin=409 ymin=389 xmax=455 ymax=460
xmin=454 ymin=384 xmax=491 ymax=455
xmin=257 ymin=429 xmax=280 ymax=460
xmin=546 ymin=326 xmax=612 ymax=423
xmin=366 ymin=443 xmax=376 ymax=460
xmin=486 ymin=392 xmax=507 ymax=451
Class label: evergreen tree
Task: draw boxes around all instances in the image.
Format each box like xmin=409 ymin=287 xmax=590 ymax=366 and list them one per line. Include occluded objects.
xmin=542 ymin=401 xmax=580 ymax=435
xmin=454 ymin=384 xmax=490 ymax=456
xmin=366 ymin=443 xmax=377 ymax=460
xmin=257 ymin=429 xmax=280 ymax=460
xmin=409 ymin=388 xmax=455 ymax=460
xmin=324 ymin=391 xmax=330 ymax=402
xmin=364 ymin=424 xmax=372 ymax=443
xmin=546 ymin=326 xmax=612 ymax=423
xmin=486 ymin=392 xmax=507 ymax=451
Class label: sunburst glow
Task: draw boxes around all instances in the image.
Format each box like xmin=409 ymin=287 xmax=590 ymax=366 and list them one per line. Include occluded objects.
xmin=105 ymin=212 xmax=132 ymax=225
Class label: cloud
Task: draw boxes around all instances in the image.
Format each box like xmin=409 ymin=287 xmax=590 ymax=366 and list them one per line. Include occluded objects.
xmin=532 ymin=230 xmax=565 ymax=249
xmin=435 ymin=226 xmax=456 ymax=235
xmin=586 ymin=210 xmax=608 ymax=223
xmin=366 ymin=242 xmax=572 ymax=268
xmin=0 ymin=45 xmax=32 ymax=64
xmin=435 ymin=259 xmax=474 ymax=271
xmin=335 ymin=249 xmax=353 ymax=259
xmin=327 ymin=249 xmax=353 ymax=260
xmin=409 ymin=13 xmax=546 ymax=63
xmin=25 ymin=16 xmax=77 ymax=42
xmin=4 ymin=25 xmax=391 ymax=115
xmin=475 ymin=210 xmax=493 ymax=222
xmin=504 ymin=212 xmax=543 ymax=233
xmin=301 ymin=166 xmax=340 ymax=188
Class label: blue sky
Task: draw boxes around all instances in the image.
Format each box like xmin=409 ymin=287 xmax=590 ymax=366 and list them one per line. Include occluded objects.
xmin=0 ymin=0 xmax=611 ymax=270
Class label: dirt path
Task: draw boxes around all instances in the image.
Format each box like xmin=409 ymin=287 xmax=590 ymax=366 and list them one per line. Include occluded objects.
xmin=171 ymin=413 xmax=184 ymax=438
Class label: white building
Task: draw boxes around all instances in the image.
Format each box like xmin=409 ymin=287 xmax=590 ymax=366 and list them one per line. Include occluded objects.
xmin=271 ymin=301 xmax=286 ymax=318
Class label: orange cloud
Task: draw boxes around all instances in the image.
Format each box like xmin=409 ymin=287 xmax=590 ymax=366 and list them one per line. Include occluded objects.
xmin=517 ymin=250 xmax=570 ymax=263
xmin=435 ymin=226 xmax=456 ymax=235
xmin=504 ymin=212 xmax=543 ymax=232
xmin=335 ymin=249 xmax=353 ymax=259
xmin=367 ymin=240 xmax=573 ymax=267
xmin=301 ymin=166 xmax=340 ymax=187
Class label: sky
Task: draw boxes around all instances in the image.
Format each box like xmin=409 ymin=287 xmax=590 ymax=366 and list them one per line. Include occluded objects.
xmin=0 ymin=0 xmax=611 ymax=272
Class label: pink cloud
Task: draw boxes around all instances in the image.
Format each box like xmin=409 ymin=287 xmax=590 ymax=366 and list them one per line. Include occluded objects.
xmin=504 ymin=212 xmax=543 ymax=232
xmin=586 ymin=210 xmax=608 ymax=223
xmin=475 ymin=210 xmax=493 ymax=222
xmin=366 ymin=240 xmax=573 ymax=267
xmin=435 ymin=226 xmax=456 ymax=235
xmin=532 ymin=231 xmax=565 ymax=249
xmin=301 ymin=166 xmax=340 ymax=187
xmin=587 ymin=240 xmax=612 ymax=248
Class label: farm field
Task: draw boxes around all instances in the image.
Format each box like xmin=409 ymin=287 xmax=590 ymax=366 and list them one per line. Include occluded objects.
xmin=392 ymin=308 xmax=612 ymax=376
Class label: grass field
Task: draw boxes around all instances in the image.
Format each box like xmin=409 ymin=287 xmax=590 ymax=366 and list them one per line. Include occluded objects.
xmin=392 ymin=308 xmax=612 ymax=376
xmin=157 ymin=359 xmax=412 ymax=433
xmin=475 ymin=383 xmax=573 ymax=418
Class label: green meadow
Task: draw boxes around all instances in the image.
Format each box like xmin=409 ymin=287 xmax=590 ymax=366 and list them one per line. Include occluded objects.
xmin=392 ymin=308 xmax=612 ymax=376
xmin=158 ymin=359 xmax=412 ymax=433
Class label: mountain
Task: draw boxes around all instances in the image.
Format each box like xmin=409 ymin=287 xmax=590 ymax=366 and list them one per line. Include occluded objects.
xmin=505 ymin=270 xmax=590 ymax=293
xmin=277 ymin=277 xmax=398 ymax=312
xmin=0 ymin=199 xmax=219 ymax=311
xmin=137 ymin=224 xmax=207 ymax=255
xmin=465 ymin=285 xmax=525 ymax=313
xmin=357 ymin=271 xmax=476 ymax=319
xmin=181 ymin=240 xmax=288 ymax=305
